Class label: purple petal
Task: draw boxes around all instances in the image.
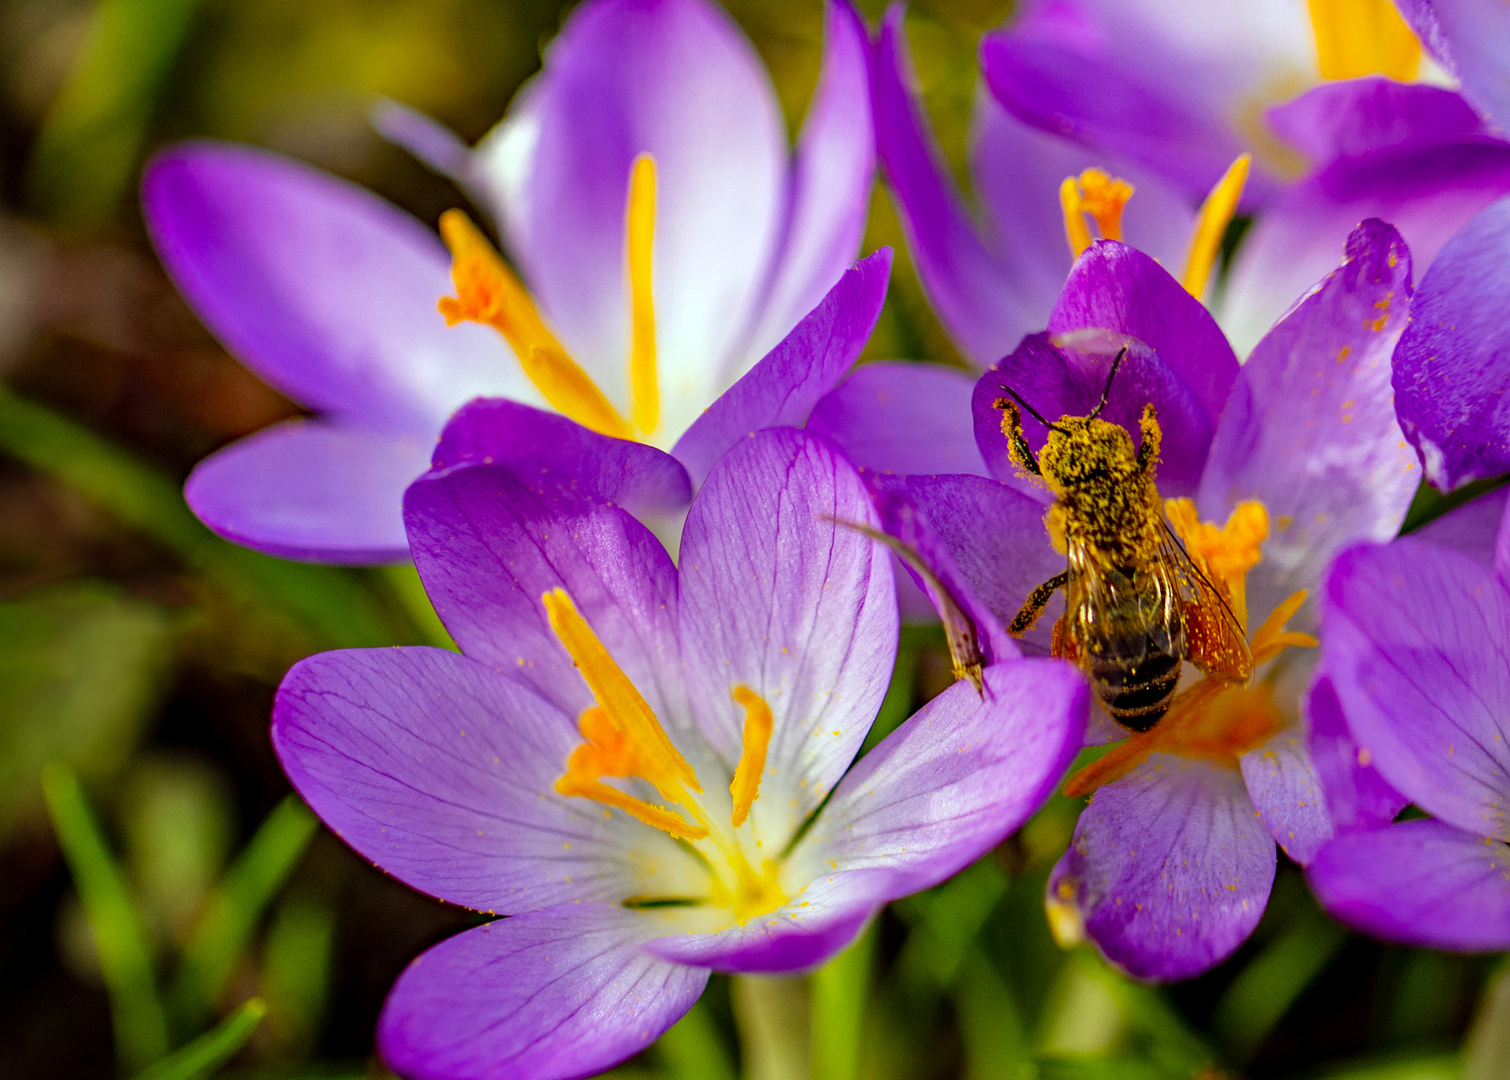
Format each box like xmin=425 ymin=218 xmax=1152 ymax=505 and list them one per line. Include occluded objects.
xmin=1223 ymin=88 xmax=1510 ymax=356
xmin=671 ymin=249 xmax=892 ymax=488
xmin=798 ymin=659 xmax=1087 ymax=895
xmin=1306 ymin=675 xmax=1408 ymax=833
xmin=1198 ymin=219 xmax=1418 ymax=622
xmin=1321 ymin=539 xmax=1510 ymax=840
xmin=1050 ymin=756 xmax=1276 ymax=982
xmin=867 ymin=473 xmax=1061 ymax=658
xmin=142 ymin=143 xmax=533 ymax=434
xmin=1307 ymin=819 xmax=1510 ymax=952
xmin=870 ymin=7 xmax=1046 ymax=366
xmin=1392 ymin=194 xmax=1510 ymax=490
xmin=972 ymin=329 xmax=1216 ymax=497
xmin=379 ymin=904 xmax=709 ymax=1080
xmin=434 ymin=398 xmax=692 ymax=518
xmin=677 ymin=428 xmax=897 ymax=844
xmin=807 ymin=362 xmax=987 ymax=477
xmin=741 ymin=0 xmax=875 ymax=363
xmin=1239 ymin=722 xmax=1333 ymax=866
xmin=404 ymin=463 xmax=687 ymax=731
xmin=1048 ymin=241 xmax=1238 ymax=434
xmin=978 ymin=1 xmax=1282 ymax=203
xmin=1410 ymin=486 xmax=1509 ymax=568
xmin=1414 ymin=0 xmax=1510 ymax=134
xmin=472 ymin=0 xmax=788 ymax=433
xmin=273 ymin=647 xmax=698 ymax=912
xmin=184 ymin=420 xmax=427 ymax=564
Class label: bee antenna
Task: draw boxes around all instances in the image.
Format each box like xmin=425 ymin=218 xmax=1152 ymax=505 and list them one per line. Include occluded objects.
xmin=999 ymin=386 xmax=1066 ymax=434
xmin=1087 ymin=345 xmax=1129 ymax=421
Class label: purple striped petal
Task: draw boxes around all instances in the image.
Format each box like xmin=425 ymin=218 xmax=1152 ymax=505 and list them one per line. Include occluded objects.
xmin=1407 ymin=0 xmax=1510 ymax=133
xmin=741 ymin=0 xmax=875 ymax=364
xmin=1198 ymin=219 xmax=1418 ymax=623
xmin=1393 ymin=195 xmax=1510 ymax=490
xmin=1306 ymin=675 xmax=1408 ymax=834
xmin=142 ymin=142 xmax=532 ymax=433
xmin=273 ymin=647 xmax=698 ymax=913
xmin=1050 ymin=756 xmax=1276 ymax=982
xmin=1307 ymin=819 xmax=1510 ymax=952
xmin=1411 ymin=486 xmax=1508 ymax=569
xmin=379 ymin=904 xmax=708 ymax=1080
xmin=473 ymin=0 xmax=787 ymax=433
xmin=677 ymin=428 xmax=896 ymax=843
xmin=1239 ymin=721 xmax=1333 ymax=866
xmin=972 ymin=329 xmax=1216 ymax=497
xmin=403 ymin=462 xmax=687 ymax=732
xmin=1320 ymin=539 xmax=1510 ymax=840
xmin=434 ymin=398 xmax=691 ymax=518
xmin=184 ymin=420 xmax=427 ymax=564
xmin=672 ymin=249 xmax=891 ymax=487
xmin=807 ymin=362 xmax=987 ymax=477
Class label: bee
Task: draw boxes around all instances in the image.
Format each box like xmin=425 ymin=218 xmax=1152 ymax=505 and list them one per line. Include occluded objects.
xmin=996 ymin=348 xmax=1250 ymax=732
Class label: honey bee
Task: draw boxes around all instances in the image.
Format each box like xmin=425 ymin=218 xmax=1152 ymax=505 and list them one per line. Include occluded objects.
xmin=996 ymin=348 xmax=1250 ymax=732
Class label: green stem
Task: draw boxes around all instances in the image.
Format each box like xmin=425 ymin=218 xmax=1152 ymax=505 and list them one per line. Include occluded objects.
xmin=132 ymin=998 xmax=265 ymax=1080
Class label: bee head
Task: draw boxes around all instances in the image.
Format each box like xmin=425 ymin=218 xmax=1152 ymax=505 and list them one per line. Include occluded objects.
xmin=1038 ymin=415 xmax=1139 ymax=489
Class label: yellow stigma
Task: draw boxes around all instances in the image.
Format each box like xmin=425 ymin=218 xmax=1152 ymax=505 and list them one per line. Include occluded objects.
xmin=1308 ymin=0 xmax=1422 ymax=81
xmin=1182 ymin=154 xmax=1250 ymax=300
xmin=438 ymin=211 xmax=632 ymax=439
xmin=729 ymin=686 xmax=772 ymax=828
xmin=1060 ymin=168 xmax=1134 ymax=258
xmin=626 ymin=155 xmax=659 ymax=436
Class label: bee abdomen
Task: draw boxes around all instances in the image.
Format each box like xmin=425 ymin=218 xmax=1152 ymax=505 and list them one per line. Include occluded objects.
xmin=1088 ymin=650 xmax=1181 ymax=733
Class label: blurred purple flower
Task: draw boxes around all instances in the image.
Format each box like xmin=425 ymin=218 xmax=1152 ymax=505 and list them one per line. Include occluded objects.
xmin=272 ymin=427 xmax=1086 ymax=1080
xmin=875 ymin=220 xmax=1419 ymax=981
xmin=1305 ymin=493 xmax=1510 ymax=951
xmin=144 ymin=0 xmax=876 ymax=563
xmin=873 ymin=0 xmax=1510 ymax=362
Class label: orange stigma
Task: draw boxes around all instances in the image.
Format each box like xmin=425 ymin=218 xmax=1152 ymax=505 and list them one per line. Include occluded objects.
xmin=1060 ymin=168 xmax=1134 ymax=258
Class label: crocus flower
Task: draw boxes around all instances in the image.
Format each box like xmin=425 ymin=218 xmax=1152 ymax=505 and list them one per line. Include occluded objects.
xmin=872 ymin=219 xmax=1418 ymax=980
xmin=144 ymin=0 xmax=874 ymax=563
xmin=874 ymin=0 xmax=1510 ymax=362
xmin=1304 ymin=493 xmax=1510 ymax=950
xmin=272 ymin=426 xmax=1086 ymax=1079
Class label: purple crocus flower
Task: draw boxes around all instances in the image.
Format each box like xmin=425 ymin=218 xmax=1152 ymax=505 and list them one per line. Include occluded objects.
xmin=873 ymin=0 xmax=1510 ymax=362
xmin=144 ymin=0 xmax=875 ymax=563
xmin=874 ymin=219 xmax=1419 ymax=980
xmin=272 ymin=426 xmax=1086 ymax=1079
xmin=1304 ymin=492 xmax=1510 ymax=950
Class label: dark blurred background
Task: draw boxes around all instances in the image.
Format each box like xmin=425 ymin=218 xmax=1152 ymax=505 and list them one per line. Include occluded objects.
xmin=0 ymin=1 xmax=1501 ymax=1078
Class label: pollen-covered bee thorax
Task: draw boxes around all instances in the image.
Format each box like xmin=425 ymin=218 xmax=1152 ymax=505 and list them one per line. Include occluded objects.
xmin=1038 ymin=416 xmax=1139 ymax=488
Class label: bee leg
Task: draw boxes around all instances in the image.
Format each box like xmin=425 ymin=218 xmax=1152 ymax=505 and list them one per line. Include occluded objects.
xmin=994 ymin=398 xmax=1041 ymax=476
xmin=1010 ymin=571 xmax=1069 ymax=636
xmin=1049 ymin=615 xmax=1079 ymax=661
xmin=1136 ymin=402 xmax=1162 ymax=476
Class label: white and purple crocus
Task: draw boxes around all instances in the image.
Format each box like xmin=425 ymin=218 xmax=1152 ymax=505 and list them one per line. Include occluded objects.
xmin=143 ymin=0 xmax=876 ymax=563
xmin=272 ymin=426 xmax=1086 ymax=1080
xmin=876 ymin=218 xmax=1421 ymax=981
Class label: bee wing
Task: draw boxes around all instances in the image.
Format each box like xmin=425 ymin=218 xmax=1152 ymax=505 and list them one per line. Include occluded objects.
xmin=1062 ymin=539 xmax=1182 ymax=668
xmin=1155 ymin=519 xmax=1252 ymax=680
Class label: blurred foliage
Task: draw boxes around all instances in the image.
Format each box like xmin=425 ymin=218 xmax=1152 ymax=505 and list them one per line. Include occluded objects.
xmin=1 ymin=0 xmax=1506 ymax=1077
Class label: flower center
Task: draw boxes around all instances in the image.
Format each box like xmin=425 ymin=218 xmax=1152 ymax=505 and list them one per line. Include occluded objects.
xmin=543 ymin=588 xmax=787 ymax=921
xmin=1308 ymin=0 xmax=1422 ymax=81
xmin=439 ymin=155 xmax=661 ymax=441
xmin=1063 ymin=500 xmax=1318 ymax=797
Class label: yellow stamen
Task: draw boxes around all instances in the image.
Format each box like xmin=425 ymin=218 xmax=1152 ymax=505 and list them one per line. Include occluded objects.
xmin=1251 ymin=589 xmax=1319 ymax=664
xmin=627 ymin=155 xmax=659 ymax=436
xmin=729 ymin=686 xmax=773 ymax=828
xmin=1166 ymin=498 xmax=1267 ymax=629
xmin=1060 ymin=169 xmax=1134 ymax=258
xmin=1182 ymin=154 xmax=1250 ymax=300
xmin=1308 ymin=0 xmax=1422 ymax=81
xmin=438 ymin=210 xmax=633 ymax=440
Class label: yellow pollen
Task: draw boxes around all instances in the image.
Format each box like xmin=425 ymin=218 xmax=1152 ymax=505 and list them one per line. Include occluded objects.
xmin=1308 ymin=0 xmax=1422 ymax=81
xmin=1060 ymin=168 xmax=1134 ymax=258
xmin=627 ymin=155 xmax=659 ymax=436
xmin=545 ymin=588 xmax=707 ymax=839
xmin=438 ymin=211 xmax=632 ymax=439
xmin=1182 ymin=154 xmax=1250 ymax=300
xmin=729 ymin=686 xmax=772 ymax=828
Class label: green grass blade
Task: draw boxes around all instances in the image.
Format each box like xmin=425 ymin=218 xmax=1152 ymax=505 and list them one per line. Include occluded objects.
xmin=170 ymin=796 xmax=318 ymax=1027
xmin=654 ymin=999 xmax=736 ymax=1080
xmin=810 ymin=923 xmax=877 ymax=1080
xmin=0 ymin=385 xmax=398 ymax=648
xmin=27 ymin=0 xmax=203 ymax=226
xmin=133 ymin=998 xmax=266 ymax=1080
xmin=41 ymin=762 xmax=169 ymax=1072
